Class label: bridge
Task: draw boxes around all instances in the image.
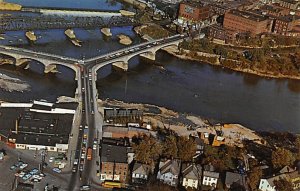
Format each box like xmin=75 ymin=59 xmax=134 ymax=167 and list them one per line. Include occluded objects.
xmin=0 ymin=15 xmax=139 ymax=32
xmin=0 ymin=34 xmax=186 ymax=189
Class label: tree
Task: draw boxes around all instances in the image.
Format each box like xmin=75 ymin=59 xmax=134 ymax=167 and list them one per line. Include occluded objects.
xmin=215 ymin=45 xmax=228 ymax=58
xmin=271 ymin=148 xmax=295 ymax=169
xmin=177 ymin=136 xmax=197 ymax=161
xmin=247 ymin=167 xmax=262 ymax=191
xmin=273 ymin=178 xmax=293 ymax=191
xmin=133 ymin=135 xmax=162 ymax=165
xmin=295 ymin=136 xmax=300 ymax=160
xmin=162 ymin=135 xmax=178 ymax=159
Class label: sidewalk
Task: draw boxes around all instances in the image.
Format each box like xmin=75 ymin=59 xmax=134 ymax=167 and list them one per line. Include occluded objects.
xmin=63 ymin=102 xmax=82 ymax=173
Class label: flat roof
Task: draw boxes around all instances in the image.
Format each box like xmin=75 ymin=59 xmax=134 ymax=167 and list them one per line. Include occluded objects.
xmin=100 ymin=143 xmax=128 ymax=163
xmin=228 ymin=9 xmax=269 ymax=22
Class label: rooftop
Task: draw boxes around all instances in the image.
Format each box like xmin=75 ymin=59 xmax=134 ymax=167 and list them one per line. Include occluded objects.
xmin=159 ymin=159 xmax=181 ymax=176
xmin=100 ymin=143 xmax=128 ymax=163
xmin=227 ymin=9 xmax=269 ymax=22
xmin=225 ymin=172 xmax=247 ymax=188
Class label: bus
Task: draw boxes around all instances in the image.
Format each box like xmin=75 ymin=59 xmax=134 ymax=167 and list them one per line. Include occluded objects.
xmin=101 ymin=181 xmax=122 ymax=188
xmin=87 ymin=147 xmax=92 ymax=161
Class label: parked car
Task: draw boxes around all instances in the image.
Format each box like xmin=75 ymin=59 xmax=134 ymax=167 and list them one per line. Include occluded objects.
xmin=20 ymin=163 xmax=28 ymax=170
xmin=30 ymin=168 xmax=39 ymax=175
xmin=10 ymin=165 xmax=17 ymax=170
xmin=49 ymin=157 xmax=55 ymax=163
xmin=52 ymin=168 xmax=61 ymax=173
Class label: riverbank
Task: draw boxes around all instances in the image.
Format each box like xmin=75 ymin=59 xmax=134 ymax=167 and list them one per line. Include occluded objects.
xmin=134 ymin=24 xmax=300 ymax=80
xmin=0 ymin=72 xmax=30 ymax=92
xmin=98 ymin=98 xmax=263 ymax=147
xmin=163 ymin=46 xmax=300 ymax=80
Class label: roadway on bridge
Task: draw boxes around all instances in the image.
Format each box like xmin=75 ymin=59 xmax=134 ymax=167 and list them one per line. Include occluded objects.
xmin=0 ymin=34 xmax=187 ymax=190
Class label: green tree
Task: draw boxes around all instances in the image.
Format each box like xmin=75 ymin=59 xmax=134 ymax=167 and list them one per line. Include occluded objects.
xmin=177 ymin=136 xmax=197 ymax=161
xmin=162 ymin=135 xmax=178 ymax=159
xmin=133 ymin=135 xmax=162 ymax=165
xmin=247 ymin=167 xmax=262 ymax=191
xmin=273 ymin=178 xmax=293 ymax=191
xmin=271 ymin=148 xmax=295 ymax=169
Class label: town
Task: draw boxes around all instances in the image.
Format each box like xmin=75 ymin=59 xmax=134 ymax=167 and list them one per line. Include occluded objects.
xmin=0 ymin=0 xmax=299 ymax=190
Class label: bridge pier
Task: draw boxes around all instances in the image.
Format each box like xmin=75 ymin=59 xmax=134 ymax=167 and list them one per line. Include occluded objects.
xmin=44 ymin=65 xmax=58 ymax=73
xmin=139 ymin=52 xmax=156 ymax=61
xmin=15 ymin=58 xmax=31 ymax=67
xmin=112 ymin=61 xmax=128 ymax=71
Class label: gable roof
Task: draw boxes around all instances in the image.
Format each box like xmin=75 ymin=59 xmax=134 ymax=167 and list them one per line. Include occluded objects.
xmin=182 ymin=163 xmax=202 ymax=180
xmin=203 ymin=170 xmax=220 ymax=179
xmin=159 ymin=159 xmax=181 ymax=176
xmin=225 ymin=172 xmax=247 ymax=188
xmin=133 ymin=163 xmax=151 ymax=175
xmin=265 ymin=174 xmax=288 ymax=187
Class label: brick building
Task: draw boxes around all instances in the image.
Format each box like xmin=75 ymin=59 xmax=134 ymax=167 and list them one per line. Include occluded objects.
xmin=100 ymin=143 xmax=129 ymax=183
xmin=278 ymin=0 xmax=300 ymax=10
xmin=178 ymin=1 xmax=211 ymax=24
xmin=223 ymin=9 xmax=272 ymax=36
xmin=273 ymin=15 xmax=300 ymax=36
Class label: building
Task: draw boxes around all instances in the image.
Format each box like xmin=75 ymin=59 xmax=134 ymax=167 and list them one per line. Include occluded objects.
xmin=102 ymin=125 xmax=150 ymax=139
xmin=132 ymin=163 xmax=151 ymax=184
xmin=177 ymin=1 xmax=211 ymax=24
xmin=277 ymin=0 xmax=300 ymax=10
xmin=104 ymin=108 xmax=143 ymax=126
xmin=157 ymin=159 xmax=181 ymax=186
xmin=202 ymin=164 xmax=219 ymax=188
xmin=288 ymin=171 xmax=300 ymax=190
xmin=225 ymin=172 xmax=248 ymax=190
xmin=223 ymin=9 xmax=272 ymax=36
xmin=100 ymin=143 xmax=129 ymax=183
xmin=273 ymin=15 xmax=300 ymax=36
xmin=1 ymin=101 xmax=76 ymax=152
xmin=259 ymin=174 xmax=288 ymax=191
xmin=181 ymin=163 xmax=202 ymax=189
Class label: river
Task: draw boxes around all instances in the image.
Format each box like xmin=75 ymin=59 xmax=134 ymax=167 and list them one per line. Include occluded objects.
xmin=1 ymin=0 xmax=300 ymax=133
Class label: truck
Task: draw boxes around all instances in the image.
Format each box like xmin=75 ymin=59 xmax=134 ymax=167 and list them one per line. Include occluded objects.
xmin=87 ymin=147 xmax=92 ymax=161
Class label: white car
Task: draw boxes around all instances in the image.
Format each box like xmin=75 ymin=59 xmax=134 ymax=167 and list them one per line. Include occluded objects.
xmin=49 ymin=157 xmax=55 ymax=163
xmin=20 ymin=163 xmax=28 ymax=170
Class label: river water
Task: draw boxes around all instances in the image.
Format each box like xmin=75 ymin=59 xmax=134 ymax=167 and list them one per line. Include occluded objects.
xmin=1 ymin=0 xmax=300 ymax=133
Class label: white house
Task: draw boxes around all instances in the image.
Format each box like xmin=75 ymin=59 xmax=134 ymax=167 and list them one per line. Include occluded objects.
xmin=202 ymin=170 xmax=220 ymax=188
xmin=182 ymin=163 xmax=202 ymax=189
xmin=132 ymin=163 xmax=151 ymax=184
xmin=259 ymin=174 xmax=288 ymax=191
xmin=157 ymin=159 xmax=181 ymax=187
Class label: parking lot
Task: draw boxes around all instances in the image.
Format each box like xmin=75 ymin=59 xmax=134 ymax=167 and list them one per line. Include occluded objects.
xmin=0 ymin=142 xmax=71 ymax=191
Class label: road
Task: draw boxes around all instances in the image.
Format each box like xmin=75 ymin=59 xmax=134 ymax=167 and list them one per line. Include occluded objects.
xmin=0 ymin=34 xmax=186 ymax=190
